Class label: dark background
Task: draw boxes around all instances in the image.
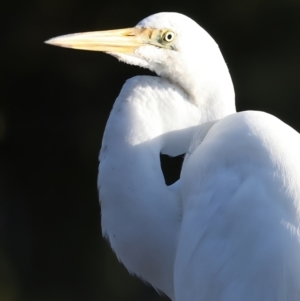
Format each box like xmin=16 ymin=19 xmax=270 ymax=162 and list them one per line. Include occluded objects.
xmin=2 ymin=0 xmax=300 ymax=300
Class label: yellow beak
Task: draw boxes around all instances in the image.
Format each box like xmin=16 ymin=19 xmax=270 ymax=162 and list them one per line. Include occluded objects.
xmin=45 ymin=28 xmax=154 ymax=53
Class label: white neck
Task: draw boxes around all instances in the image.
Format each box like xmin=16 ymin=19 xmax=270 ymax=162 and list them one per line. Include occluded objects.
xmin=130 ymin=26 xmax=237 ymax=121
xmin=99 ymin=73 xmax=235 ymax=297
xmin=158 ymin=44 xmax=236 ymax=121
xmin=99 ymin=76 xmax=200 ymax=297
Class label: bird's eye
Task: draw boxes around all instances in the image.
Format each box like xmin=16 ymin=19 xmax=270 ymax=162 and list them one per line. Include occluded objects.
xmin=163 ymin=31 xmax=175 ymax=43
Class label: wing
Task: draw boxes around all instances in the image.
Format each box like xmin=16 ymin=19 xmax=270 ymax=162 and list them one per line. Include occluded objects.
xmin=175 ymin=111 xmax=300 ymax=301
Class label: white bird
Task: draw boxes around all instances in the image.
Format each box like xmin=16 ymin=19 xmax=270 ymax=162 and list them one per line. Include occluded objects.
xmin=46 ymin=12 xmax=300 ymax=301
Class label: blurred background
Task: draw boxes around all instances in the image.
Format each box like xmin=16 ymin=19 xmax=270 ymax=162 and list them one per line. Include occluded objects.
xmin=2 ymin=0 xmax=300 ymax=300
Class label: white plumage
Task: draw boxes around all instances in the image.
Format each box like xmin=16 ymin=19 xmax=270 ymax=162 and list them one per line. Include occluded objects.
xmin=177 ymin=111 xmax=300 ymax=300
xmin=46 ymin=12 xmax=300 ymax=301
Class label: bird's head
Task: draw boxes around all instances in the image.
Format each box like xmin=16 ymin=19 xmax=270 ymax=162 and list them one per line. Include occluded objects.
xmin=46 ymin=13 xmax=218 ymax=80
xmin=46 ymin=12 xmax=234 ymax=115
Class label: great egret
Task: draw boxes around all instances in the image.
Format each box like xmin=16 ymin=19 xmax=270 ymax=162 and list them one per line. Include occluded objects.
xmin=46 ymin=12 xmax=300 ymax=301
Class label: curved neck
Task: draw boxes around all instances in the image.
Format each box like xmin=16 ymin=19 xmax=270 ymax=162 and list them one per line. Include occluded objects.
xmin=157 ymin=43 xmax=236 ymax=121
xmin=99 ymin=73 xmax=235 ymax=297
xmin=99 ymin=76 xmax=204 ymax=297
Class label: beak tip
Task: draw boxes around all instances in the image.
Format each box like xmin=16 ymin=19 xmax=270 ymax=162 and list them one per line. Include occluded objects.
xmin=44 ymin=38 xmax=58 ymax=46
